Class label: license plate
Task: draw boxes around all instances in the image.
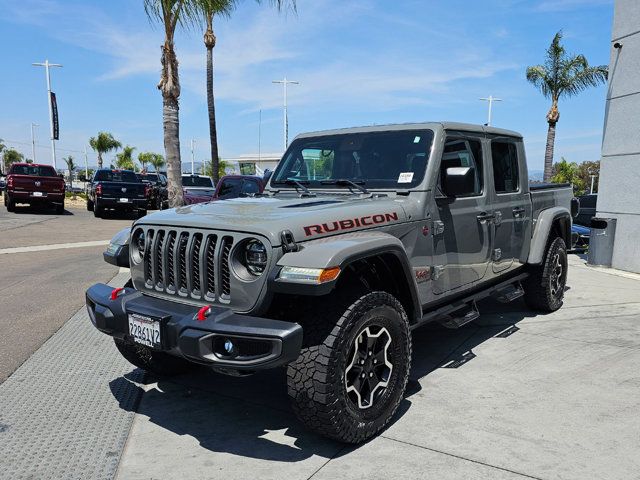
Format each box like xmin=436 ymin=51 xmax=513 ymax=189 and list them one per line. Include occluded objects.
xmin=119 ymin=197 xmax=129 ymax=203
xmin=32 ymin=192 xmax=43 ymax=197
xmin=128 ymin=313 xmax=161 ymax=348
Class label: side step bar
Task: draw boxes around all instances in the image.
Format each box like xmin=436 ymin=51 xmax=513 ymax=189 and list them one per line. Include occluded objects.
xmin=413 ymin=272 xmax=529 ymax=331
xmin=439 ymin=302 xmax=480 ymax=329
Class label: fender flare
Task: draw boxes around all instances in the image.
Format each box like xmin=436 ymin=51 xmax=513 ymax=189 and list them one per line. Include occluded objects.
xmin=527 ymin=207 xmax=571 ymax=265
xmin=273 ymin=231 xmax=421 ymax=322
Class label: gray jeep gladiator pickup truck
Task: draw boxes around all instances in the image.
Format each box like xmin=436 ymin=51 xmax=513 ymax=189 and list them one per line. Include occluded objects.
xmin=86 ymin=122 xmax=577 ymax=443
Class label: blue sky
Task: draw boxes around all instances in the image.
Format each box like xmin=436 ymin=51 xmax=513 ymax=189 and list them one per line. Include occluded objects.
xmin=0 ymin=0 xmax=614 ymax=171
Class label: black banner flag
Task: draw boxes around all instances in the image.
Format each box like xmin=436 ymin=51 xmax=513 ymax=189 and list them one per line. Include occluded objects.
xmin=50 ymin=92 xmax=59 ymax=140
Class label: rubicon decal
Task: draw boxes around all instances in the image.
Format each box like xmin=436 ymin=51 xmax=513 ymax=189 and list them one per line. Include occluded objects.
xmin=303 ymin=212 xmax=399 ymax=236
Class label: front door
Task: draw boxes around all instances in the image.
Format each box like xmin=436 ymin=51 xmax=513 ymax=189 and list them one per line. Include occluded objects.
xmin=432 ymin=133 xmax=492 ymax=295
xmin=489 ymin=137 xmax=529 ymax=273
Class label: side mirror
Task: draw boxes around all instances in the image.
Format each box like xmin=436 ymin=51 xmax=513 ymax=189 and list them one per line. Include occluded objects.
xmin=442 ymin=167 xmax=476 ymax=197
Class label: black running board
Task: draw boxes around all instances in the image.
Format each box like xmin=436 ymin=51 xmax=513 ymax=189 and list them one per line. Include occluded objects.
xmin=412 ymin=272 xmax=529 ymax=331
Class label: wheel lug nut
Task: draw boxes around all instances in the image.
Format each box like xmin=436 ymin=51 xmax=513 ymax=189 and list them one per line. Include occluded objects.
xmin=360 ymin=359 xmax=365 ymax=365
xmin=369 ymin=372 xmax=373 ymax=377
xmin=373 ymin=359 xmax=377 ymax=364
xmin=361 ymin=373 xmax=366 ymax=378
xmin=368 ymin=351 xmax=372 ymax=356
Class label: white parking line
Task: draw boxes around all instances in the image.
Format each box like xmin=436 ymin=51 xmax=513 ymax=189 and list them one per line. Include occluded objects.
xmin=0 ymin=240 xmax=109 ymax=255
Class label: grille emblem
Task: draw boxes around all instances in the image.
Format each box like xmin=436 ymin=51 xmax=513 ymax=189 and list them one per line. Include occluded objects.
xmin=35 ymin=181 xmax=41 ymax=187
xmin=121 ymin=187 xmax=127 ymax=193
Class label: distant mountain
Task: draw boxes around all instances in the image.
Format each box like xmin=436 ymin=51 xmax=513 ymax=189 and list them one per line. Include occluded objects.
xmin=528 ymin=169 xmax=544 ymax=182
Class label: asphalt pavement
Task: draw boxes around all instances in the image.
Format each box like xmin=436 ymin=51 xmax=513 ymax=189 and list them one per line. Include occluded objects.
xmin=0 ymin=203 xmax=133 ymax=382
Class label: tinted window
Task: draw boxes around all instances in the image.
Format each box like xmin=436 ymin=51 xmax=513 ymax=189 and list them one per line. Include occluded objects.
xmin=94 ymin=170 xmax=139 ymax=183
xmin=439 ymin=137 xmax=483 ymax=196
xmin=241 ymin=180 xmax=261 ymax=195
xmin=217 ymin=178 xmax=242 ymax=199
xmin=272 ymin=130 xmax=434 ymax=189
xmin=491 ymin=141 xmax=519 ymax=193
xmin=138 ymin=173 xmax=158 ymax=183
xmin=10 ymin=165 xmax=57 ymax=177
xmin=182 ymin=176 xmax=213 ymax=187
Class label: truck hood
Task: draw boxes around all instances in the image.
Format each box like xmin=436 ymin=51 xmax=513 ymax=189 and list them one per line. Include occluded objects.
xmin=136 ymin=193 xmax=410 ymax=246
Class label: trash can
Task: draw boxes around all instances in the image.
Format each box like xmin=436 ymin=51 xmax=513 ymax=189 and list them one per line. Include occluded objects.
xmin=587 ymin=217 xmax=617 ymax=267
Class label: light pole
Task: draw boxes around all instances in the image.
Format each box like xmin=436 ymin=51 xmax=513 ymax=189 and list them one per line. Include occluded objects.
xmin=479 ymin=95 xmax=502 ymax=126
xmin=30 ymin=123 xmax=39 ymax=162
xmin=190 ymin=139 xmax=196 ymax=174
xmin=272 ymin=77 xmax=299 ymax=150
xmin=84 ymin=146 xmax=89 ymax=184
xmin=589 ymin=170 xmax=597 ymax=194
xmin=32 ymin=60 xmax=63 ymax=170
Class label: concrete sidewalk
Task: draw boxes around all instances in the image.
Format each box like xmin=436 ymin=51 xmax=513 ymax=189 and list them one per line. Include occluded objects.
xmin=1 ymin=256 xmax=639 ymax=480
xmin=117 ymin=256 xmax=640 ymax=480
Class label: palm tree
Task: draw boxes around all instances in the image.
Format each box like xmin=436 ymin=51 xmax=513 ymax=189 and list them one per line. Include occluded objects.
xmin=89 ymin=132 xmax=122 ymax=169
xmin=3 ymin=148 xmax=24 ymax=171
xmin=144 ymin=0 xmax=203 ymax=208
xmin=200 ymin=0 xmax=295 ymax=185
xmin=115 ymin=145 xmax=137 ymax=170
xmin=148 ymin=153 xmax=166 ymax=172
xmin=0 ymin=139 xmax=6 ymax=174
xmin=138 ymin=152 xmax=151 ymax=172
xmin=526 ymin=31 xmax=608 ymax=181
xmin=63 ymin=155 xmax=76 ymax=194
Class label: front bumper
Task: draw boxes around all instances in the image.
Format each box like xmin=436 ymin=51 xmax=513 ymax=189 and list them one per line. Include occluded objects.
xmin=86 ymin=283 xmax=303 ymax=370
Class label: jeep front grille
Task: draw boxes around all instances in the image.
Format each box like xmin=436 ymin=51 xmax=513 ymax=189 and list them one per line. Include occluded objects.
xmin=142 ymin=228 xmax=232 ymax=303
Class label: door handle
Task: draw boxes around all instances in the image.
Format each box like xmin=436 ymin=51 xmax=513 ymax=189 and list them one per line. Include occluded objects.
xmin=476 ymin=212 xmax=495 ymax=222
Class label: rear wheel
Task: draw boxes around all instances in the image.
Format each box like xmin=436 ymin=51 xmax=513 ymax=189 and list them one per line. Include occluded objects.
xmin=93 ymin=199 xmax=102 ymax=218
xmin=287 ymin=291 xmax=411 ymax=443
xmin=524 ymin=236 xmax=568 ymax=312
xmin=87 ymin=199 xmax=94 ymax=211
xmin=55 ymin=201 xmax=65 ymax=215
xmin=6 ymin=196 xmax=15 ymax=212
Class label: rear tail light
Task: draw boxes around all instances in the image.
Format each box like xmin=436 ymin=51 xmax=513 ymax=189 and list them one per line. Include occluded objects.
xmin=7 ymin=177 xmax=13 ymax=188
xmin=144 ymin=184 xmax=152 ymax=197
xmin=96 ymin=184 xmax=102 ymax=196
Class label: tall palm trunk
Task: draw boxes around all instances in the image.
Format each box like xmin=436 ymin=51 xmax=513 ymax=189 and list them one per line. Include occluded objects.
xmin=97 ymin=152 xmax=103 ymax=169
xmin=543 ymin=100 xmax=560 ymax=182
xmin=159 ymin=39 xmax=184 ymax=207
xmin=204 ymin=13 xmax=220 ymax=184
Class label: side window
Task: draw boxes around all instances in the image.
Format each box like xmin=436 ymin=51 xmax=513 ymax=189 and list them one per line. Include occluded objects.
xmin=439 ymin=137 xmax=484 ymax=197
xmin=491 ymin=141 xmax=520 ymax=193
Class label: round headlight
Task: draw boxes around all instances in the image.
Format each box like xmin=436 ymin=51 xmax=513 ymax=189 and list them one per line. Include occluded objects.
xmin=244 ymin=240 xmax=267 ymax=275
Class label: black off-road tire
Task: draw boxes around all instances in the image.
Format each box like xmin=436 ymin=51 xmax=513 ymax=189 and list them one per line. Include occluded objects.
xmin=6 ymin=197 xmax=15 ymax=212
xmin=87 ymin=199 xmax=94 ymax=211
xmin=113 ymin=338 xmax=194 ymax=376
xmin=523 ymin=236 xmax=568 ymax=312
xmin=55 ymin=201 xmax=65 ymax=215
xmin=287 ymin=291 xmax=412 ymax=444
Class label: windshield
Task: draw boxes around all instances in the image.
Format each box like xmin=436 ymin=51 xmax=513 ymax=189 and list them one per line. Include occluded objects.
xmin=217 ymin=178 xmax=261 ymax=199
xmin=182 ymin=176 xmax=213 ymax=188
xmin=272 ymin=129 xmax=433 ymax=189
xmin=137 ymin=173 xmax=158 ymax=183
xmin=94 ymin=170 xmax=140 ymax=183
xmin=10 ymin=165 xmax=57 ymax=177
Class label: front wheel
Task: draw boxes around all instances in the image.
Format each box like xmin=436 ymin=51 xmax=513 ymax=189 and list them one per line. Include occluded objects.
xmin=523 ymin=236 xmax=568 ymax=312
xmin=287 ymin=291 xmax=411 ymax=444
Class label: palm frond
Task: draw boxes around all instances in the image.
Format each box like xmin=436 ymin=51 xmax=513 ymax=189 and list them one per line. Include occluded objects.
xmin=526 ymin=65 xmax=553 ymax=98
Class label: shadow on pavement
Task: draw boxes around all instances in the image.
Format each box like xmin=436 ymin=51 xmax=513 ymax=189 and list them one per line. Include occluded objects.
xmin=8 ymin=204 xmax=74 ymax=215
xmin=108 ymin=296 xmax=541 ymax=462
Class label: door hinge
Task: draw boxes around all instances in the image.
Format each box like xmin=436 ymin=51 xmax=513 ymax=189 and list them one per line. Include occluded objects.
xmin=432 ymin=220 xmax=445 ymax=235
xmin=431 ymin=265 xmax=445 ymax=280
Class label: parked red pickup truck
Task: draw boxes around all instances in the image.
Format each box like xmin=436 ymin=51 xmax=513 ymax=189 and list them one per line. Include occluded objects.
xmin=4 ymin=163 xmax=65 ymax=213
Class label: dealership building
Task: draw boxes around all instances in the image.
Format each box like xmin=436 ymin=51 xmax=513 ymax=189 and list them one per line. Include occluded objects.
xmin=596 ymin=0 xmax=640 ymax=273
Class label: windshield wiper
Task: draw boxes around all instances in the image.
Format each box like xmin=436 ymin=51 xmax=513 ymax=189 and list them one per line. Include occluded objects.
xmin=284 ymin=178 xmax=315 ymax=197
xmin=321 ymin=179 xmax=369 ymax=195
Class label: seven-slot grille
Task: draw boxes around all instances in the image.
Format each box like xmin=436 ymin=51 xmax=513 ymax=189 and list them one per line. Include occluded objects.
xmin=141 ymin=228 xmax=234 ymax=302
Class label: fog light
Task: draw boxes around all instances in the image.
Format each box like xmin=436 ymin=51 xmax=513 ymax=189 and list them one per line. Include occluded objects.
xmin=224 ymin=339 xmax=235 ymax=354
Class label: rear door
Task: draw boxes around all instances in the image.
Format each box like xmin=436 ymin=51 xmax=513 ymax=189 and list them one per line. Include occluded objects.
xmin=488 ymin=137 xmax=529 ymax=273
xmin=432 ymin=132 xmax=492 ymax=295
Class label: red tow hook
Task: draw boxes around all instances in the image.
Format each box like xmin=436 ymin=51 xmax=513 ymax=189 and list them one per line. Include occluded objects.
xmin=110 ymin=287 xmax=125 ymax=301
xmin=197 ymin=305 xmax=212 ymax=322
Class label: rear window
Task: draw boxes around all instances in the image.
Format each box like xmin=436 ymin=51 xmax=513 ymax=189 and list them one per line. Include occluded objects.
xmin=94 ymin=170 xmax=140 ymax=183
xmin=182 ymin=176 xmax=213 ymax=188
xmin=137 ymin=173 xmax=158 ymax=183
xmin=217 ymin=178 xmax=242 ymax=199
xmin=10 ymin=165 xmax=57 ymax=177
